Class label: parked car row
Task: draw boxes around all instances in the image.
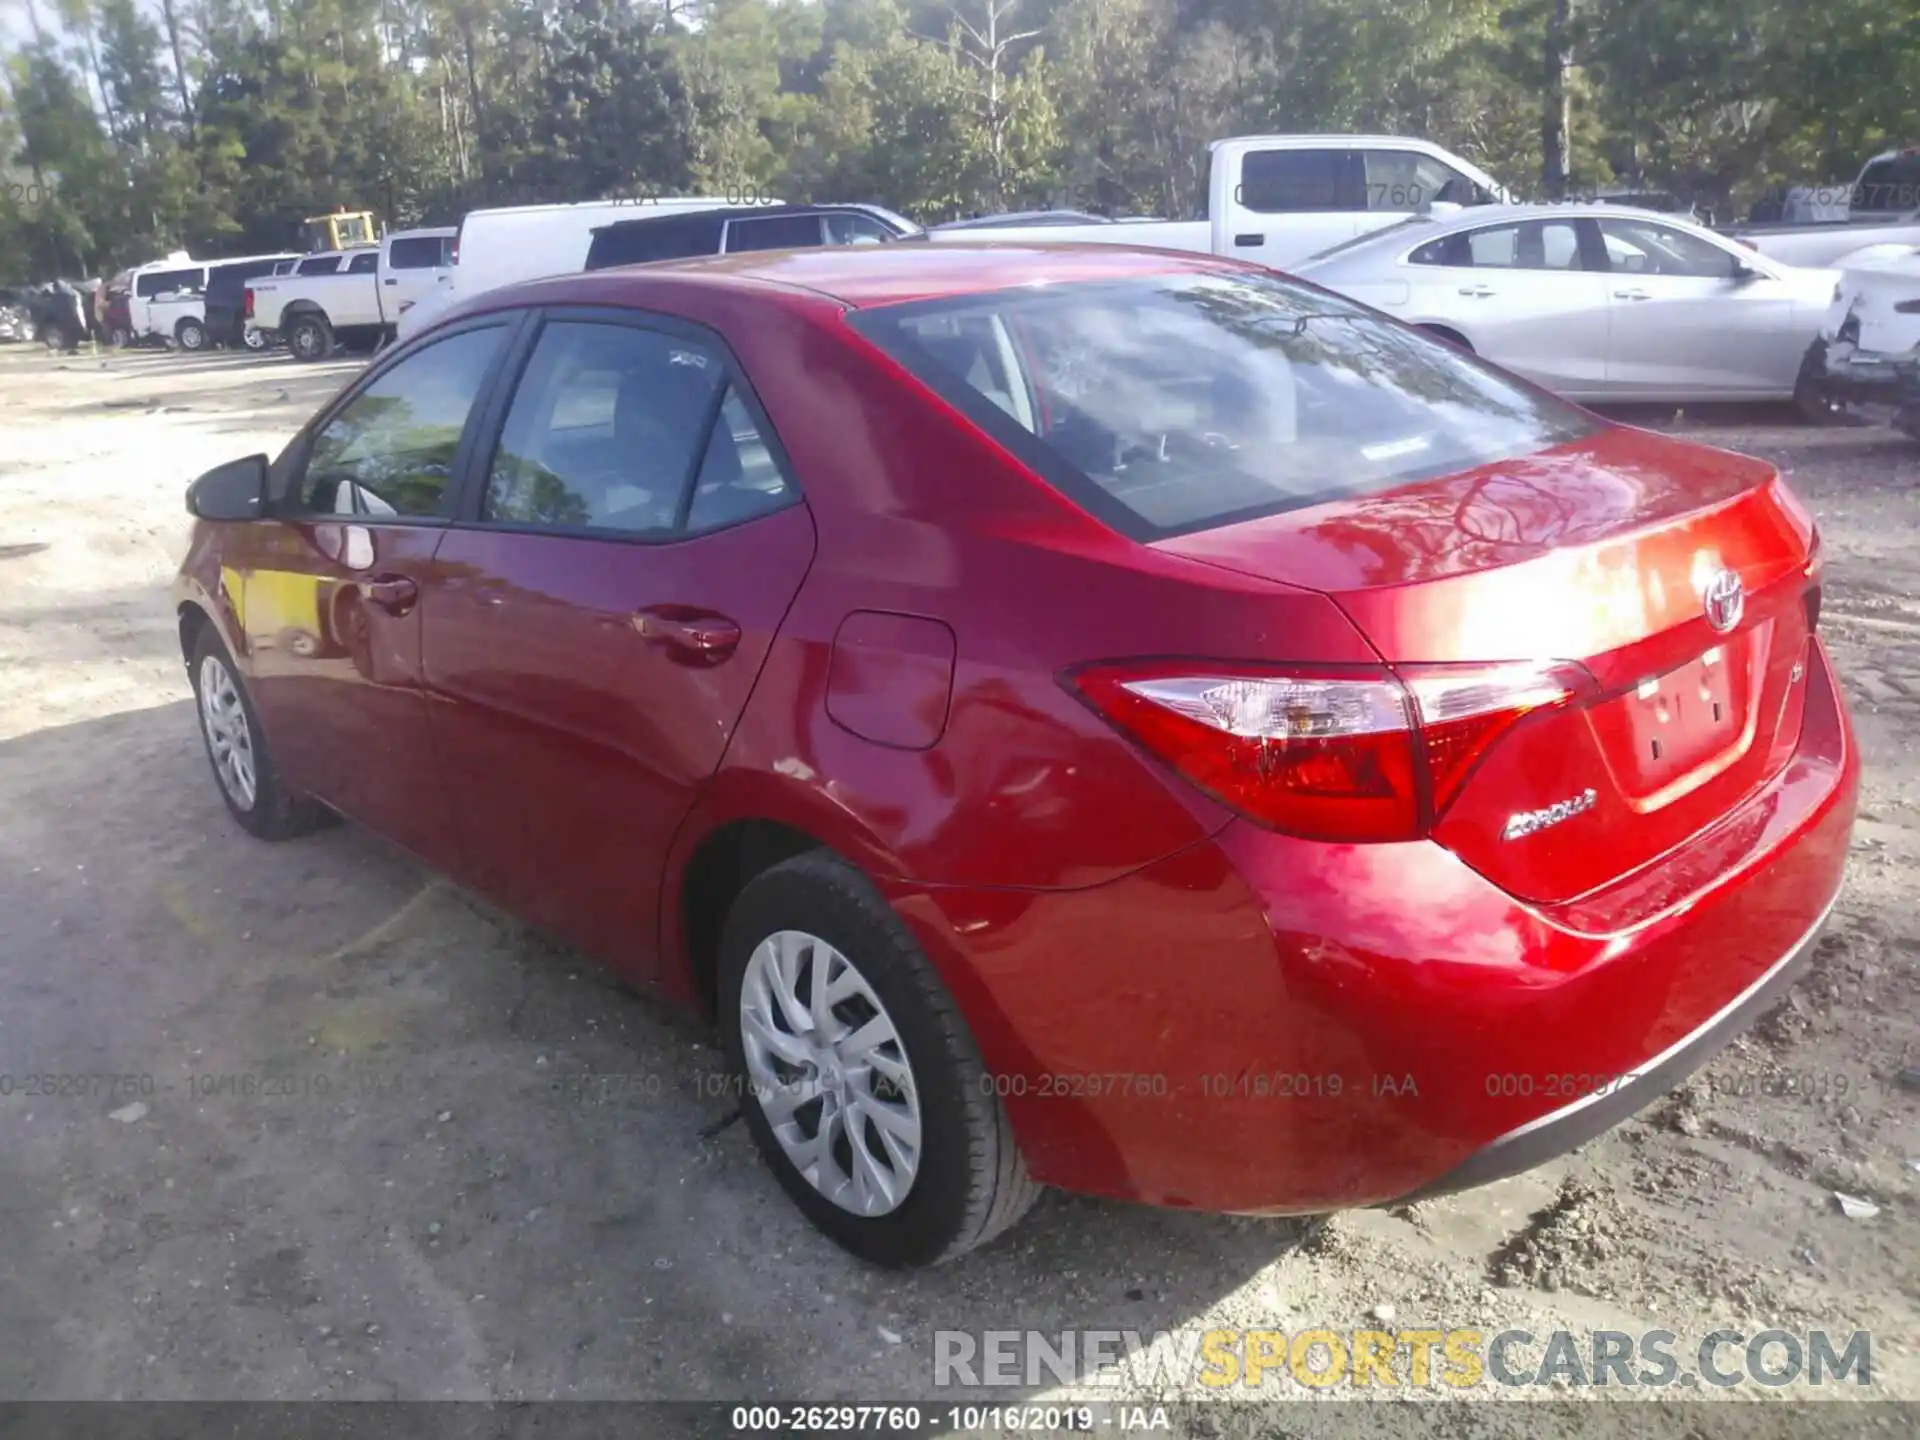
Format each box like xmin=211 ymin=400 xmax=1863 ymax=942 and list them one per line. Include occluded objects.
xmin=391 ymin=199 xmax=919 ymax=344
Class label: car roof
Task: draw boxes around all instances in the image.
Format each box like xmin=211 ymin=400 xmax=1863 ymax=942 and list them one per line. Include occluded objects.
xmin=491 ymin=241 xmax=1250 ymax=312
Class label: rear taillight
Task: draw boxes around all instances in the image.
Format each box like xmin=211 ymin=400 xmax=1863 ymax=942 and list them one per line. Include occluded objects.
xmin=243 ymin=287 xmax=254 ymax=318
xmin=1399 ymin=663 xmax=1589 ymax=816
xmin=1067 ymin=660 xmax=1587 ymax=843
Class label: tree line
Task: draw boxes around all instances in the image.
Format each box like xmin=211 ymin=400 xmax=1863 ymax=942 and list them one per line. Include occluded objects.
xmin=2 ymin=0 xmax=1916 ymax=281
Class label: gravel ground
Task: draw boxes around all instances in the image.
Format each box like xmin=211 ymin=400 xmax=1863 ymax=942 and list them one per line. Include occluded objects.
xmin=0 ymin=347 xmax=1915 ymax=1432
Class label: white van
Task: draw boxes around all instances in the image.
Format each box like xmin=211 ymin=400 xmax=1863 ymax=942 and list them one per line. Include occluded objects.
xmin=399 ymin=196 xmax=773 ymax=341
xmin=127 ymin=254 xmax=206 ymax=340
xmin=378 ymin=226 xmax=456 ymax=321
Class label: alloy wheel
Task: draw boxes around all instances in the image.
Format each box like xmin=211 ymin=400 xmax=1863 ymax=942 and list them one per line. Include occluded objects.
xmin=739 ymin=929 xmax=922 ymax=1217
xmin=197 ymin=654 xmax=257 ymax=810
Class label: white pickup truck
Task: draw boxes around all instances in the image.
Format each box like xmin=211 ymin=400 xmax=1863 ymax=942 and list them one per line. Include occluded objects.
xmin=1722 ymin=148 xmax=1920 ymax=269
xmin=243 ymin=227 xmax=455 ymax=361
xmin=926 ymin=135 xmax=1510 ymax=270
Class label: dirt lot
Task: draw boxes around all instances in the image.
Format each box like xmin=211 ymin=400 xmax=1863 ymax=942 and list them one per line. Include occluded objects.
xmin=0 ymin=343 xmax=1915 ymax=1429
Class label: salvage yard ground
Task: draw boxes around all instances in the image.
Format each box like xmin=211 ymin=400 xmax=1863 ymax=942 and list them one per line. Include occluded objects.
xmin=0 ymin=345 xmax=1915 ymax=1427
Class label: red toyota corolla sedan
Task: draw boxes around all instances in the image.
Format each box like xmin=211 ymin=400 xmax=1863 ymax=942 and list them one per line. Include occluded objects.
xmin=174 ymin=244 xmax=1856 ymax=1268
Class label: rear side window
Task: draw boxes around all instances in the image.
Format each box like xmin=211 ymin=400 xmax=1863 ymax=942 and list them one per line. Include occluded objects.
xmin=348 ymin=251 xmax=379 ymax=274
xmin=584 ymin=216 xmax=719 ymax=270
xmin=209 ymin=259 xmax=285 ymax=290
xmin=136 ymin=267 xmax=203 ymax=297
xmin=726 ymin=213 xmax=826 ymax=251
xmin=1412 ymin=220 xmax=1586 ymax=270
xmin=296 ymin=327 xmax=507 ymax=518
xmin=483 ymin=321 xmax=794 ymax=535
xmin=297 ymin=255 xmax=344 ymax=276
xmin=1234 ymin=150 xmax=1364 ymax=214
xmin=851 ymin=272 xmax=1595 ymax=541
xmin=1856 ymin=154 xmax=1920 ymax=213
xmin=387 ymin=236 xmax=448 ymax=269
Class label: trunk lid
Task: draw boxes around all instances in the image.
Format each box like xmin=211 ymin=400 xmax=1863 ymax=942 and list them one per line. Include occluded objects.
xmin=1157 ymin=426 xmax=1821 ymax=904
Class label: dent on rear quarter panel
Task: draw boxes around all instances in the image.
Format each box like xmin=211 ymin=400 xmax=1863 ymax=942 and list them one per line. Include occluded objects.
xmin=680 ymin=288 xmax=1384 ymax=893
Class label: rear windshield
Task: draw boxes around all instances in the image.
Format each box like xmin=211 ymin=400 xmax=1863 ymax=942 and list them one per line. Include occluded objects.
xmin=849 ymin=271 xmax=1596 ymax=540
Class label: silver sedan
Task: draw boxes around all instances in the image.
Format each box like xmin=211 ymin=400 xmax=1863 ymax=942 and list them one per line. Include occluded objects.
xmin=1295 ymin=204 xmax=1838 ymax=405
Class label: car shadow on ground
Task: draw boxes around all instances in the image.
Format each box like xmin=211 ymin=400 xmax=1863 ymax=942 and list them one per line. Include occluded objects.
xmin=0 ymin=694 xmax=1347 ymax=1404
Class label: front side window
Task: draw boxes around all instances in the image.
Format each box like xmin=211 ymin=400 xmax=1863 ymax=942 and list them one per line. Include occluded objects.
xmin=1234 ymin=150 xmax=1364 ymax=214
xmin=297 ymin=255 xmax=344 ymax=277
xmin=484 ymin=321 xmax=794 ymax=535
xmin=852 ymin=272 xmax=1595 ymax=540
xmin=726 ymin=214 xmax=827 ymax=252
xmin=824 ymin=212 xmax=897 ymax=245
xmin=296 ymin=326 xmax=507 ymax=518
xmin=1596 ymin=218 xmax=1737 ymax=278
xmin=1361 ymin=151 xmax=1485 ymax=213
xmin=348 ymin=251 xmax=379 ymax=274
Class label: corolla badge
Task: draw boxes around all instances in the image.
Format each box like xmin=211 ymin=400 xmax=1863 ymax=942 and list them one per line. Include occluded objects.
xmin=1702 ymin=568 xmax=1745 ymax=633
xmin=1502 ymin=788 xmax=1597 ymax=842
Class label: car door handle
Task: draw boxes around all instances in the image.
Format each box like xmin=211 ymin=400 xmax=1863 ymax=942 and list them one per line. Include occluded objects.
xmin=1233 ymin=233 xmax=1265 ymax=247
xmin=383 ymin=278 xmax=397 ymax=286
xmin=1457 ymin=285 xmax=1497 ymax=298
xmin=1613 ymin=289 xmax=1652 ymax=300
xmin=362 ymin=574 xmax=419 ymax=616
xmin=632 ymin=605 xmax=741 ymax=664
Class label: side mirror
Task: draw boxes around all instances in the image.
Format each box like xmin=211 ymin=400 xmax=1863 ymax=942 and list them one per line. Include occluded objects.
xmin=1730 ymin=258 xmax=1761 ymax=284
xmin=187 ymin=454 xmax=269 ymax=521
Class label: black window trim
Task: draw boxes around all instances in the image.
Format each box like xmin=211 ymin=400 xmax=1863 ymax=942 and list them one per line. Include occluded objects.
xmin=269 ymin=311 xmax=531 ymax=524
xmin=444 ymin=302 xmax=805 ymax=546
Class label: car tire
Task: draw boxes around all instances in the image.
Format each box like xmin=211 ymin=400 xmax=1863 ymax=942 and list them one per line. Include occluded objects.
xmin=175 ymin=317 xmax=207 ymax=352
xmin=108 ymin=325 xmax=132 ymax=349
xmin=287 ymin=314 xmax=334 ymax=363
xmin=189 ymin=626 xmax=332 ymax=841
xmin=241 ymin=326 xmax=269 ymax=351
xmin=718 ymin=850 xmax=1040 ymax=1268
xmin=1792 ymin=339 xmax=1839 ymax=425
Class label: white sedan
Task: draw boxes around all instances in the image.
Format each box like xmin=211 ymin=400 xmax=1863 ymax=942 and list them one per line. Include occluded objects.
xmin=1295 ymin=204 xmax=1838 ymax=406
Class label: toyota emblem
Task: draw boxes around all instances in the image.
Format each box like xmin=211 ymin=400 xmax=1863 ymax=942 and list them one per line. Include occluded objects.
xmin=1702 ymin=568 xmax=1744 ymax=633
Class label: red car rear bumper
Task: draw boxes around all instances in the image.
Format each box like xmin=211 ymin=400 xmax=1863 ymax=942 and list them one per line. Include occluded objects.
xmin=888 ymin=638 xmax=1858 ymax=1213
